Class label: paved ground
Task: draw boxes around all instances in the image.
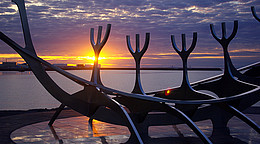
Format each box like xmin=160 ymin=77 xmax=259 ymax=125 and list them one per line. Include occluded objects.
xmin=0 ymin=107 xmax=259 ymax=144
xmin=0 ymin=109 xmax=81 ymax=144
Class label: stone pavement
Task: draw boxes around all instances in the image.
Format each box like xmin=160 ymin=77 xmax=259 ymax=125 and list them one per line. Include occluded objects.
xmin=0 ymin=109 xmax=81 ymax=144
xmin=0 ymin=107 xmax=259 ymax=144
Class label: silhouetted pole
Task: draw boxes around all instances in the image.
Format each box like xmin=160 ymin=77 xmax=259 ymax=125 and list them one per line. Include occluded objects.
xmin=210 ymin=21 xmax=238 ymax=77
xmin=90 ymin=24 xmax=111 ymax=85
xmin=126 ymin=33 xmax=150 ymax=94
xmin=171 ymin=33 xmax=197 ymax=89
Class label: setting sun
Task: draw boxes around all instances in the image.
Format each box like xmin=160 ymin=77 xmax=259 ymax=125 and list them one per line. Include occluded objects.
xmin=83 ymin=56 xmax=107 ymax=61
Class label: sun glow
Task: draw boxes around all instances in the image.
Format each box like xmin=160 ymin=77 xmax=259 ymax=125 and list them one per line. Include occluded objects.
xmin=0 ymin=54 xmax=108 ymax=65
xmin=85 ymin=56 xmax=107 ymax=61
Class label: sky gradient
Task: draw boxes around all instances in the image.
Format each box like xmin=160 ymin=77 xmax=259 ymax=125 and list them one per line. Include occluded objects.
xmin=0 ymin=0 xmax=260 ymax=68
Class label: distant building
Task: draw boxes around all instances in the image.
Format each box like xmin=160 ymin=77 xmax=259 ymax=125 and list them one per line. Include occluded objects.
xmin=2 ymin=62 xmax=17 ymax=67
xmin=76 ymin=64 xmax=95 ymax=68
xmin=53 ymin=64 xmax=68 ymax=69
xmin=77 ymin=64 xmax=85 ymax=67
xmin=0 ymin=62 xmax=29 ymax=71
xmin=18 ymin=63 xmax=29 ymax=69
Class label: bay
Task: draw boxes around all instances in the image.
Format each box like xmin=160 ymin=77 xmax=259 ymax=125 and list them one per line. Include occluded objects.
xmin=0 ymin=70 xmax=253 ymax=110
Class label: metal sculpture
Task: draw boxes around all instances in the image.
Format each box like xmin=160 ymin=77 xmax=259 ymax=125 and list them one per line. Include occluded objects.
xmin=191 ymin=21 xmax=260 ymax=139
xmin=252 ymin=6 xmax=260 ymax=22
xmin=0 ymin=0 xmax=260 ymax=144
xmin=155 ymin=33 xmax=214 ymax=113
xmin=210 ymin=21 xmax=260 ymax=85
xmin=90 ymin=24 xmax=111 ymax=85
xmin=49 ymin=24 xmax=111 ymax=126
xmin=153 ymin=31 xmax=260 ymax=140
xmin=116 ymin=33 xmax=212 ymax=143
xmin=115 ymin=33 xmax=151 ymax=123
xmin=127 ymin=33 xmax=149 ymax=94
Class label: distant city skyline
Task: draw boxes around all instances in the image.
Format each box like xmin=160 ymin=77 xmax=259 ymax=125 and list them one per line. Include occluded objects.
xmin=0 ymin=0 xmax=260 ymax=68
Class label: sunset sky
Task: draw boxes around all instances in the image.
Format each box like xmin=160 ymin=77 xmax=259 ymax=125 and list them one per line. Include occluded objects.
xmin=0 ymin=0 xmax=260 ymax=68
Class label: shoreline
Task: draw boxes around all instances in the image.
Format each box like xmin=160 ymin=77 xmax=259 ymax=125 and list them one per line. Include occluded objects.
xmin=0 ymin=67 xmax=222 ymax=72
xmin=0 ymin=107 xmax=71 ymax=118
xmin=0 ymin=106 xmax=259 ymax=118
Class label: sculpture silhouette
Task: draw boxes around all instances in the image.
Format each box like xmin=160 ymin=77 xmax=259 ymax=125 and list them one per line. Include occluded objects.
xmin=0 ymin=0 xmax=259 ymax=143
xmin=90 ymin=24 xmax=111 ymax=85
xmin=252 ymin=6 xmax=260 ymax=22
xmin=127 ymin=33 xmax=149 ymax=94
xmin=192 ymin=21 xmax=260 ymax=139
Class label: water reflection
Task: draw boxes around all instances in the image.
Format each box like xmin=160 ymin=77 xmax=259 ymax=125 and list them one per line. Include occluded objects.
xmin=0 ymin=70 xmax=224 ymax=110
xmin=1 ymin=70 xmax=259 ymax=110
xmin=11 ymin=115 xmax=259 ymax=144
xmin=49 ymin=125 xmax=63 ymax=144
xmin=46 ymin=116 xmax=129 ymax=144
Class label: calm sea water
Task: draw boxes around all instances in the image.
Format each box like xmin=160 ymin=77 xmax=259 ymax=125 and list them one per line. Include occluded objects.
xmin=0 ymin=70 xmax=257 ymax=110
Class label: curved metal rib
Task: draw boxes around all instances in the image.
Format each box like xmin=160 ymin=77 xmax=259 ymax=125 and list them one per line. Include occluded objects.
xmin=126 ymin=33 xmax=150 ymax=94
xmin=107 ymin=98 xmax=144 ymax=144
xmin=90 ymin=24 xmax=111 ymax=85
xmin=162 ymin=104 xmax=212 ymax=144
xmin=86 ymin=87 xmax=144 ymax=144
xmin=11 ymin=0 xmax=35 ymax=54
xmin=219 ymin=104 xmax=260 ymax=133
xmin=252 ymin=6 xmax=260 ymax=22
